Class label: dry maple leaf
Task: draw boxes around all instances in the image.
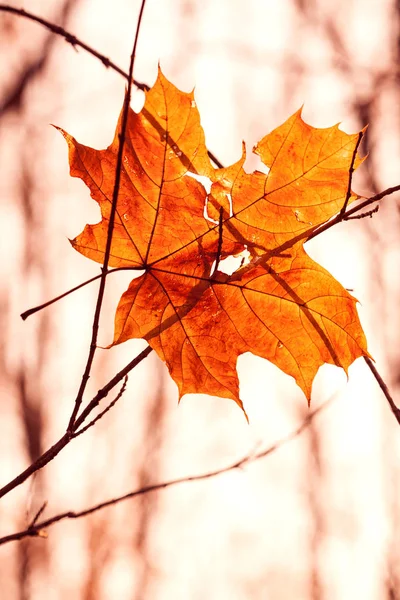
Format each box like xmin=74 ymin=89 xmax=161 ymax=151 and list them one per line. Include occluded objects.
xmin=58 ymin=67 xmax=369 ymax=415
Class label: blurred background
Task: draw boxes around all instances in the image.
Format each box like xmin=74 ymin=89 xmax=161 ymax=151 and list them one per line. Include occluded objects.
xmin=0 ymin=0 xmax=400 ymax=598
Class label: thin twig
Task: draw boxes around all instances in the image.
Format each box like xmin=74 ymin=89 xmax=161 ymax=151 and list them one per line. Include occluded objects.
xmin=339 ymin=131 xmax=364 ymax=216
xmin=3 ymin=157 xmax=398 ymax=499
xmin=0 ymin=433 xmax=70 ymax=499
xmin=20 ymin=186 xmax=398 ymax=321
xmin=73 ymin=376 xmax=128 ymax=437
xmin=307 ymin=184 xmax=400 ymax=241
xmin=307 ymin=185 xmax=400 ymax=417
xmin=11 ymin=4 xmax=396 ymax=329
xmin=0 ymin=5 xmax=148 ymax=90
xmin=0 ymin=0 xmax=398 ymax=511
xmin=0 ymin=346 xmax=152 ymax=499
xmin=0 ymin=4 xmax=228 ymax=170
xmin=29 ymin=501 xmax=48 ymax=528
xmin=21 ymin=266 xmax=143 ymax=321
xmin=73 ymin=347 xmax=151 ymax=431
xmin=344 ymin=204 xmax=379 ymax=220
xmin=67 ymin=0 xmax=148 ymax=432
xmin=364 ymin=357 xmax=400 ymax=425
xmin=208 ymin=150 xmax=223 ymax=169
xmin=0 ymin=399 xmax=329 ymax=546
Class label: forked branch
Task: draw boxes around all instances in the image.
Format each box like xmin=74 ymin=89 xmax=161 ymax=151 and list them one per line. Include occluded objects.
xmin=0 ymin=399 xmax=329 ymax=546
xmin=0 ymin=2 xmax=399 ymax=522
xmin=66 ymin=0 xmax=147 ymax=432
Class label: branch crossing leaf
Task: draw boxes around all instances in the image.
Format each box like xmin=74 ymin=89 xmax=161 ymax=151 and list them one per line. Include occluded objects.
xmin=59 ymin=67 xmax=370 ymax=415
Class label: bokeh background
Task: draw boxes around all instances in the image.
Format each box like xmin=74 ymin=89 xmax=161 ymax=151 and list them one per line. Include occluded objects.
xmin=1 ymin=0 xmax=400 ymax=598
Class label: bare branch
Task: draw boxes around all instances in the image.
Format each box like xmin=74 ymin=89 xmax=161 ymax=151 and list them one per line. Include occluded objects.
xmin=344 ymin=205 xmax=379 ymax=220
xmin=0 ymin=346 xmax=152 ymax=499
xmin=0 ymin=4 xmax=148 ymax=90
xmin=339 ymin=131 xmax=364 ymax=216
xmin=1 ymin=1 xmax=399 ymax=516
xmin=72 ymin=376 xmax=128 ymax=438
xmin=308 ymin=184 xmax=400 ymax=241
xmin=21 ymin=266 xmax=144 ymax=321
xmin=0 ymin=399 xmax=329 ymax=546
xmin=0 ymin=4 xmax=229 ymax=171
xmin=29 ymin=501 xmax=48 ymax=528
xmin=67 ymin=0 xmax=148 ymax=432
xmin=0 ymin=433 xmax=70 ymax=500
xmin=364 ymin=357 xmax=400 ymax=425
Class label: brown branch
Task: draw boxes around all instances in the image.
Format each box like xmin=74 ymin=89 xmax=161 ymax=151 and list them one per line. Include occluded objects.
xmin=344 ymin=204 xmax=379 ymax=220
xmin=29 ymin=501 xmax=48 ymax=528
xmin=66 ymin=0 xmax=148 ymax=432
xmin=0 ymin=4 xmax=228 ymax=170
xmin=5 ymin=182 xmax=398 ymax=499
xmin=0 ymin=399 xmax=329 ymax=546
xmin=20 ymin=187 xmax=398 ymax=322
xmin=0 ymin=346 xmax=152 ymax=500
xmin=72 ymin=376 xmax=128 ymax=438
xmin=307 ymin=184 xmax=400 ymax=241
xmin=310 ymin=185 xmax=400 ymax=415
xmin=21 ymin=266 xmax=142 ymax=321
xmin=339 ymin=130 xmax=364 ymax=216
xmin=208 ymin=150 xmax=223 ymax=169
xmin=307 ymin=184 xmax=400 ymax=419
xmin=74 ymin=346 xmax=152 ymax=432
xmin=0 ymin=5 xmax=148 ymax=91
xmin=364 ymin=357 xmax=400 ymax=425
xmin=0 ymin=433 xmax=70 ymax=500
xmin=0 ymin=2 xmax=155 ymax=503
xmin=1 ymin=1 xmax=399 ymax=514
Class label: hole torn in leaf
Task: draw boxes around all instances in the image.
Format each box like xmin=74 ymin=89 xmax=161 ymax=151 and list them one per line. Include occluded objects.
xmin=211 ymin=247 xmax=251 ymax=277
xmin=187 ymin=172 xmax=217 ymax=224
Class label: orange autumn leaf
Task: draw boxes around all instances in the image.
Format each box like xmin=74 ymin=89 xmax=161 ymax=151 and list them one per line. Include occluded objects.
xmin=59 ymin=68 xmax=369 ymax=414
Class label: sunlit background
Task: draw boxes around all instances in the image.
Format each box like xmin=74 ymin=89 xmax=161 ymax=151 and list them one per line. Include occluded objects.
xmin=1 ymin=0 xmax=400 ymax=598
